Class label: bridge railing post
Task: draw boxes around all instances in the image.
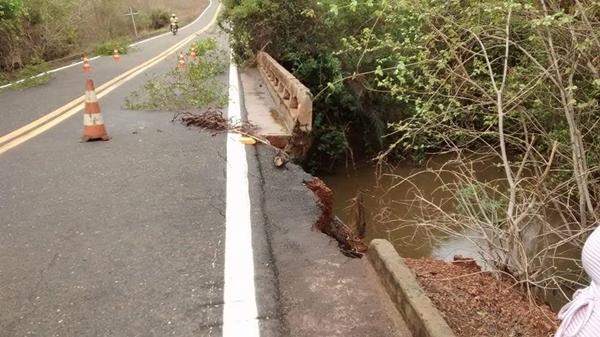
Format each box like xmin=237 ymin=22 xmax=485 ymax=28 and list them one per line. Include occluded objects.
xmin=256 ymin=51 xmax=313 ymax=133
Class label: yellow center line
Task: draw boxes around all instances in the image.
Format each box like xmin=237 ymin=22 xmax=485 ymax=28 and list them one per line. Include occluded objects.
xmin=0 ymin=3 xmax=222 ymax=156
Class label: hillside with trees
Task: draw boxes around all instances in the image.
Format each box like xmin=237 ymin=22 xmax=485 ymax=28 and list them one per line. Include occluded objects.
xmin=0 ymin=0 xmax=207 ymax=75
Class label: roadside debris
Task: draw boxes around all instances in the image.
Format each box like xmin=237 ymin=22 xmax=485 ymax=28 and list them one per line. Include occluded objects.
xmin=239 ymin=136 xmax=257 ymax=145
xmin=174 ymin=109 xmax=295 ymax=168
xmin=405 ymin=257 xmax=558 ymax=337
xmin=173 ymin=108 xmax=257 ymax=134
xmin=349 ymin=190 xmax=367 ymax=239
xmin=273 ymin=150 xmax=289 ymax=168
xmin=304 ymin=177 xmax=367 ymax=258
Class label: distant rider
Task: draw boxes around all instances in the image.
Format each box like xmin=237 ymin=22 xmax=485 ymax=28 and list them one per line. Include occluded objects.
xmin=170 ymin=14 xmax=179 ymax=30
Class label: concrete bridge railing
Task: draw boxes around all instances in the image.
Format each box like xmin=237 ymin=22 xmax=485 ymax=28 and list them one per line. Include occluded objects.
xmin=256 ymin=52 xmax=313 ymax=133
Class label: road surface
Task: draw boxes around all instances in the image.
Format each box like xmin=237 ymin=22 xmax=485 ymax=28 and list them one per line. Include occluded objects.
xmin=0 ymin=2 xmax=252 ymax=336
xmin=0 ymin=1 xmax=412 ymax=336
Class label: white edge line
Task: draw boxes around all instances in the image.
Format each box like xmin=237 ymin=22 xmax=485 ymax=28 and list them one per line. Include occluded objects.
xmin=223 ymin=55 xmax=261 ymax=337
xmin=0 ymin=0 xmax=214 ymax=90
xmin=0 ymin=56 xmax=101 ymax=90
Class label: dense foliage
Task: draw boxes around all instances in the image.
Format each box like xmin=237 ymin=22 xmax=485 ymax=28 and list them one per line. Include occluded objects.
xmin=221 ymin=0 xmax=600 ymax=171
xmin=222 ymin=0 xmax=398 ymax=172
xmin=222 ymin=0 xmax=600 ymax=297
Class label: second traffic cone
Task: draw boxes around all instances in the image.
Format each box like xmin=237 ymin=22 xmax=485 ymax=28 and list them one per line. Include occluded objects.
xmin=82 ymin=53 xmax=92 ymax=73
xmin=112 ymin=49 xmax=121 ymax=62
xmin=190 ymin=49 xmax=197 ymax=61
xmin=177 ymin=52 xmax=186 ymax=69
xmin=82 ymin=79 xmax=110 ymax=142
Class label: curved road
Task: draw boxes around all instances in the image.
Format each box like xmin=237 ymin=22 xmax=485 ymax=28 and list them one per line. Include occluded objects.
xmin=0 ymin=1 xmax=273 ymax=336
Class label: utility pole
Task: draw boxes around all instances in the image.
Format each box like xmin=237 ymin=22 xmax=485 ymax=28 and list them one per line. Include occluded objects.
xmin=124 ymin=7 xmax=139 ymax=37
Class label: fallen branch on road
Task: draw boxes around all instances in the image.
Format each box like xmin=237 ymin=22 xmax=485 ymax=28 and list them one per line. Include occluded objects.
xmin=173 ymin=109 xmax=291 ymax=168
xmin=173 ymin=108 xmax=258 ymax=135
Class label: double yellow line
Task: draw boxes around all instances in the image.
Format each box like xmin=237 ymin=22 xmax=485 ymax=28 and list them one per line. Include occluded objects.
xmin=0 ymin=4 xmax=221 ymax=156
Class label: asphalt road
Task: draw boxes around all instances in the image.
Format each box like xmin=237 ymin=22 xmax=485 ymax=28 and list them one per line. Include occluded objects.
xmin=0 ymin=1 xmax=413 ymax=336
xmin=0 ymin=1 xmax=269 ymax=336
xmin=0 ymin=0 xmax=221 ymax=137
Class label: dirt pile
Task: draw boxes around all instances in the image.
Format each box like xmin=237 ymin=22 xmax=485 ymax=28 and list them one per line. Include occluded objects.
xmin=405 ymin=257 xmax=558 ymax=337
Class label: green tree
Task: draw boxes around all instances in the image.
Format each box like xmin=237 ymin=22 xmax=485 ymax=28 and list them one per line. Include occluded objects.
xmin=0 ymin=0 xmax=24 ymax=70
xmin=0 ymin=0 xmax=23 ymax=21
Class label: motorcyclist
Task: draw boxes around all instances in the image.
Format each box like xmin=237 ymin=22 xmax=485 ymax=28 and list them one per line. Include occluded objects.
xmin=170 ymin=14 xmax=179 ymax=30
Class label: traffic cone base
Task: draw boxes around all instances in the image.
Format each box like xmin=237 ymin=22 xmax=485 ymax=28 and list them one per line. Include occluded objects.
xmin=82 ymin=134 xmax=111 ymax=142
xmin=82 ymin=79 xmax=110 ymax=142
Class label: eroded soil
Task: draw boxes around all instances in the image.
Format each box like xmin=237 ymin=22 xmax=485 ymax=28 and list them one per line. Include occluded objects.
xmin=405 ymin=258 xmax=558 ymax=337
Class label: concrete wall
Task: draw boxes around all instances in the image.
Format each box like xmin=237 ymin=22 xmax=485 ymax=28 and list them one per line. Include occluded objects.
xmin=256 ymin=52 xmax=313 ymax=133
xmin=368 ymin=239 xmax=457 ymax=337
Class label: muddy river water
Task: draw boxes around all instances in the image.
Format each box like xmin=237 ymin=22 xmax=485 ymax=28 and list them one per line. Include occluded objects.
xmin=321 ymin=155 xmax=504 ymax=261
xmin=321 ymin=155 xmax=578 ymax=309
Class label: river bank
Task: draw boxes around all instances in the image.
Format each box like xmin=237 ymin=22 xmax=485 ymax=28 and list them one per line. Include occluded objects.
xmin=320 ymin=153 xmax=586 ymax=312
xmin=319 ymin=157 xmax=561 ymax=336
xmin=406 ymin=257 xmax=557 ymax=337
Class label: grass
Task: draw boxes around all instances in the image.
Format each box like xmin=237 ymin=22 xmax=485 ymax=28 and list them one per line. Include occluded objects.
xmin=93 ymin=38 xmax=131 ymax=56
xmin=1 ymin=61 xmax=53 ymax=90
xmin=125 ymin=38 xmax=228 ymax=111
xmin=0 ymin=73 xmax=8 ymax=86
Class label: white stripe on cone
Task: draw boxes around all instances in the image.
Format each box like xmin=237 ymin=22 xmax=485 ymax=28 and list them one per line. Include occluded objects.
xmin=85 ymin=91 xmax=98 ymax=103
xmin=83 ymin=113 xmax=104 ymax=126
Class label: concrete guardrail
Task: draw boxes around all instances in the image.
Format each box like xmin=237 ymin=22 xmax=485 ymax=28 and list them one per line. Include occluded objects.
xmin=368 ymin=239 xmax=458 ymax=337
xmin=256 ymin=51 xmax=313 ymax=133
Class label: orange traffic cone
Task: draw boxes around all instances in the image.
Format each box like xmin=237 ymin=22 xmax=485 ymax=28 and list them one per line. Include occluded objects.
xmin=190 ymin=49 xmax=197 ymax=61
xmin=177 ymin=52 xmax=186 ymax=69
xmin=112 ymin=49 xmax=121 ymax=62
xmin=82 ymin=79 xmax=110 ymax=142
xmin=82 ymin=53 xmax=92 ymax=73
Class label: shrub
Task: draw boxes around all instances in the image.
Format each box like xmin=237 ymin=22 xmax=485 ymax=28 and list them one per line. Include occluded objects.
xmin=93 ymin=38 xmax=130 ymax=56
xmin=125 ymin=38 xmax=227 ymax=111
xmin=0 ymin=0 xmax=23 ymax=21
xmin=12 ymin=58 xmax=52 ymax=89
xmin=148 ymin=8 xmax=170 ymax=30
xmin=190 ymin=38 xmax=217 ymax=57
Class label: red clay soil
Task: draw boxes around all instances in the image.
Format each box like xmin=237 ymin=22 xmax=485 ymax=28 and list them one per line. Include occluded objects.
xmin=304 ymin=177 xmax=333 ymax=232
xmin=404 ymin=257 xmax=558 ymax=337
xmin=304 ymin=177 xmax=367 ymax=257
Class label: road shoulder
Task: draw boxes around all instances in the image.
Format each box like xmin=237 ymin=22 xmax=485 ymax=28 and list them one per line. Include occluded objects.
xmin=250 ymin=145 xmax=412 ymax=337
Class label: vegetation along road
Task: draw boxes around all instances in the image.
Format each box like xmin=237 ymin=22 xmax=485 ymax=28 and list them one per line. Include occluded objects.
xmin=3 ymin=0 xmax=600 ymax=336
xmin=0 ymin=1 xmax=409 ymax=337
